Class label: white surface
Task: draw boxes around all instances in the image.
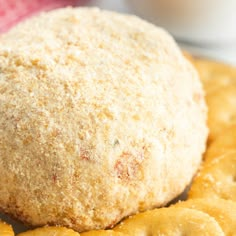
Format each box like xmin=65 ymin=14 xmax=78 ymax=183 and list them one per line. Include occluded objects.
xmin=87 ymin=0 xmax=236 ymax=65
xmin=127 ymin=0 xmax=236 ymax=44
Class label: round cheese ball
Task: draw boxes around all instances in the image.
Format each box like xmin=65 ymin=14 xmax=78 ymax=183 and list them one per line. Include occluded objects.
xmin=0 ymin=8 xmax=208 ymax=232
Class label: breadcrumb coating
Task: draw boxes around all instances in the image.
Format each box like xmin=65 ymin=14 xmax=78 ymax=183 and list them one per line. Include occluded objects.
xmin=0 ymin=7 xmax=208 ymax=232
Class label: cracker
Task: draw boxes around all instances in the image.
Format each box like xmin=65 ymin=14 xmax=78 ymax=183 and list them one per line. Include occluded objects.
xmin=205 ymin=125 xmax=236 ymax=161
xmin=173 ymin=198 xmax=236 ymax=235
xmin=206 ymin=85 xmax=236 ymax=141
xmin=189 ymin=57 xmax=236 ymax=141
xmin=191 ymin=58 xmax=236 ymax=93
xmin=0 ymin=221 xmax=14 ymax=236
xmin=188 ymin=151 xmax=236 ymax=201
xmin=17 ymin=226 xmax=79 ymax=236
xmin=81 ymin=230 xmax=127 ymax=236
xmin=113 ymin=207 xmax=224 ymax=235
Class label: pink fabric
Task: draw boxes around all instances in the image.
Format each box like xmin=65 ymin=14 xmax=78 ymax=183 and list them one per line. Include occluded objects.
xmin=0 ymin=0 xmax=86 ymax=33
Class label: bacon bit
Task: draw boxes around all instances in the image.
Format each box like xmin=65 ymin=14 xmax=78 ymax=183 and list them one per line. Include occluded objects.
xmin=80 ymin=147 xmax=91 ymax=161
xmin=193 ymin=93 xmax=202 ymax=103
xmin=115 ymin=159 xmax=129 ymax=180
xmin=51 ymin=128 xmax=61 ymax=137
xmin=9 ymin=115 xmax=21 ymax=131
xmin=114 ymin=151 xmax=144 ymax=181
xmin=10 ymin=115 xmax=20 ymax=122
xmin=142 ymin=145 xmax=147 ymax=151
xmin=23 ymin=135 xmax=33 ymax=145
xmin=52 ymin=173 xmax=57 ymax=183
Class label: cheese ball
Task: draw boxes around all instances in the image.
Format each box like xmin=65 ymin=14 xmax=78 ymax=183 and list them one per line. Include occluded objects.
xmin=0 ymin=8 xmax=208 ymax=232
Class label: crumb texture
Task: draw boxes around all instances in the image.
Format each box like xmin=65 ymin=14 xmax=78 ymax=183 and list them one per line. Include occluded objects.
xmin=0 ymin=7 xmax=208 ymax=232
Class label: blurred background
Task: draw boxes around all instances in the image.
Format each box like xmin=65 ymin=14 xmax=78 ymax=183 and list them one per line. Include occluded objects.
xmin=0 ymin=0 xmax=235 ymax=64
xmin=88 ymin=0 xmax=236 ymax=65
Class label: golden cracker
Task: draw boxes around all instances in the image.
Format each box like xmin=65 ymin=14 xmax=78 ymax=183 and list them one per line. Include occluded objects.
xmin=188 ymin=151 xmax=236 ymax=201
xmin=188 ymin=57 xmax=236 ymax=142
xmin=81 ymin=230 xmax=127 ymax=236
xmin=17 ymin=226 xmax=79 ymax=236
xmin=173 ymin=198 xmax=236 ymax=235
xmin=113 ymin=207 xmax=224 ymax=235
xmin=206 ymin=85 xmax=236 ymax=141
xmin=0 ymin=221 xmax=14 ymax=236
xmin=205 ymin=125 xmax=236 ymax=161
